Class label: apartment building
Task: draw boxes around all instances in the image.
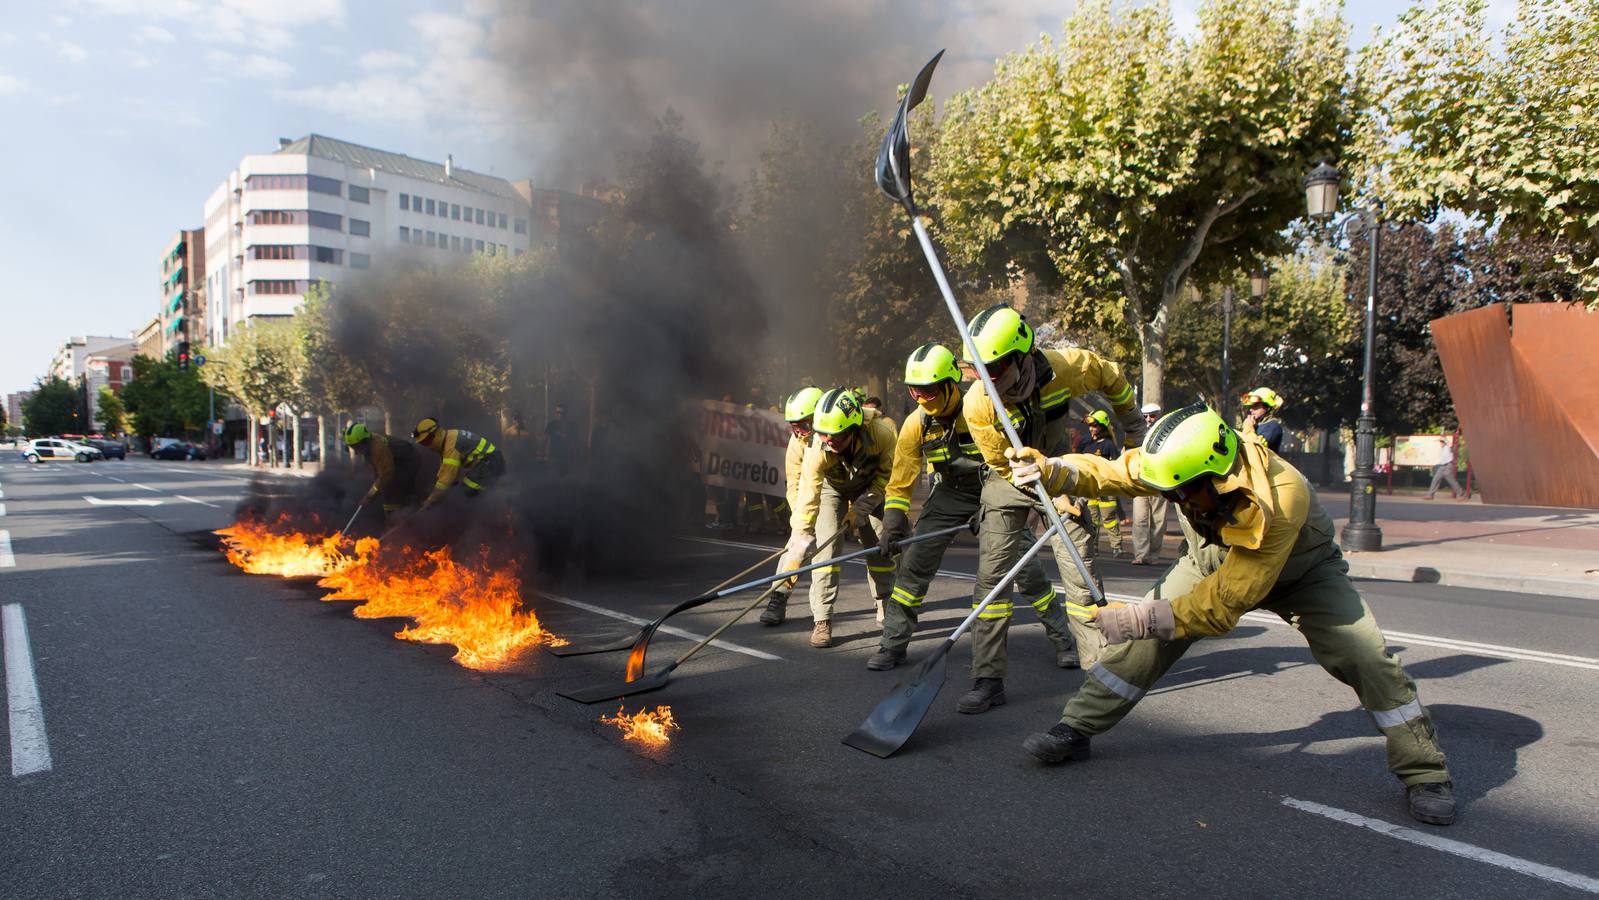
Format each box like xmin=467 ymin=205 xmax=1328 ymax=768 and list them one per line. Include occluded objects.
xmin=202 ymin=134 xmax=537 ymax=346
xmin=159 ymin=229 xmax=206 ymax=356
xmin=52 ymin=336 xmax=134 ymax=383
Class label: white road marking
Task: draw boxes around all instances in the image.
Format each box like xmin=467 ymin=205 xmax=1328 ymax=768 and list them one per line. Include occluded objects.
xmin=133 ymin=483 xmax=160 ymax=492
xmin=3 ymin=604 xmax=54 ymax=777
xmin=0 ymin=530 xmax=13 ymax=568
xmin=680 ymin=535 xmax=1599 ymax=672
xmin=105 ymin=476 xmax=126 ymax=483
xmin=176 ymin=494 xmax=221 ymax=509
xmin=1282 ymin=797 xmax=1599 ymax=894
xmin=545 ymin=593 xmax=782 ymax=661
xmin=84 ymin=496 xmax=164 ymax=507
xmin=0 ymin=503 xmax=6 ymax=516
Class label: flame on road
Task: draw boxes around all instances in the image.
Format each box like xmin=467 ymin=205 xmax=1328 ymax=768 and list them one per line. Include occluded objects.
xmin=216 ymin=518 xmax=563 ymax=670
xmin=601 ymin=705 xmax=679 ymax=748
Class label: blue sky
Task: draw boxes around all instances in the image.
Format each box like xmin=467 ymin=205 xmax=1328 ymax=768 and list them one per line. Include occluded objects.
xmin=0 ymin=0 xmax=1508 ymax=400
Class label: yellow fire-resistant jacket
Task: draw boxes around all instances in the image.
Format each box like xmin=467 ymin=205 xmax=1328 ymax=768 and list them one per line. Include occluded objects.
xmin=789 ymin=409 xmax=895 ymax=534
xmin=422 ymin=428 xmax=495 ymax=507
xmin=963 ymin=347 xmax=1136 ymax=482
xmin=784 ymin=433 xmax=810 ymax=512
xmin=883 ymin=408 xmax=983 ymax=515
xmin=1046 ymin=434 xmax=1340 ymax=639
xmin=361 ymin=433 xmax=398 ymax=503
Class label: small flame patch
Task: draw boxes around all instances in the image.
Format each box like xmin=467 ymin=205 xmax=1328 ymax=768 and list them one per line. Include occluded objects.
xmin=600 ymin=705 xmax=679 ymax=748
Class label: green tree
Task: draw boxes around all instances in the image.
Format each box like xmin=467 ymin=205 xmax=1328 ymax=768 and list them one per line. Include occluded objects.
xmin=295 ymin=283 xmax=374 ymax=417
xmin=1355 ymin=0 xmax=1599 ymax=305
xmin=927 ymin=0 xmax=1352 ymax=405
xmin=120 ymin=354 xmax=209 ymax=438
xmin=22 ymin=376 xmax=83 ymax=435
xmin=95 ymin=386 xmax=126 ymax=434
xmin=201 ymin=319 xmax=307 ymax=424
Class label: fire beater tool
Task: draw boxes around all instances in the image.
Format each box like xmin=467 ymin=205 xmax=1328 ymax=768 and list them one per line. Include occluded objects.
xmin=558 ymin=523 xmax=970 ymax=703
xmin=546 ymin=543 xmax=788 ymax=657
xmin=338 ymin=506 xmax=362 ymax=539
xmin=841 ymin=50 xmax=1105 ymax=757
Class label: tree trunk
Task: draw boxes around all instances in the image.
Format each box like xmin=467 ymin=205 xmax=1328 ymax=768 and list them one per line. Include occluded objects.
xmin=1139 ymin=315 xmax=1170 ymax=410
xmin=316 ymin=414 xmax=325 ymax=467
xmin=248 ymin=417 xmax=258 ymax=466
xmin=292 ymin=414 xmax=302 ymax=471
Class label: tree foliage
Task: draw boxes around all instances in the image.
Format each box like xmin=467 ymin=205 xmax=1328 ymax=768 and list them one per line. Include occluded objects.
xmin=200 ymin=320 xmax=306 ymax=421
xmin=95 ymin=386 xmax=125 ymax=435
xmin=121 ymin=354 xmax=209 ymax=438
xmin=22 ymin=376 xmax=83 ymax=436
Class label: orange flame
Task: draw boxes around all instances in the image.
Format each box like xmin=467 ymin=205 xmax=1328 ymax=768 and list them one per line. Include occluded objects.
xmin=600 ymin=705 xmax=679 ymax=747
xmin=215 ymin=517 xmax=374 ymax=576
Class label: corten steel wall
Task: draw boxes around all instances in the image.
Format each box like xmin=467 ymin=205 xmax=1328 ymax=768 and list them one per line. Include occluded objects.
xmin=1431 ymin=304 xmax=1599 ymax=508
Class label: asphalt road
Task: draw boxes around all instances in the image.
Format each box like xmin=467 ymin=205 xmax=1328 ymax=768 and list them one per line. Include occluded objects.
xmin=3 ymin=455 xmax=1597 ymax=898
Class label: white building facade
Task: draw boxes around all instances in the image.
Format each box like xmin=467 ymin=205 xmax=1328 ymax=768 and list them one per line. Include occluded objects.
xmin=202 ymin=134 xmax=537 ymax=347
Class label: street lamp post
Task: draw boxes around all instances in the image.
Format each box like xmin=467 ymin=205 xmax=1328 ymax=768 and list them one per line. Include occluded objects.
xmin=1305 ymin=161 xmax=1383 ymax=552
xmin=1219 ymin=270 xmax=1267 ymax=424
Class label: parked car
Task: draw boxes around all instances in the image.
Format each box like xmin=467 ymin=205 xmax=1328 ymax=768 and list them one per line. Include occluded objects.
xmin=151 ymin=441 xmax=207 ymax=461
xmin=20 ymin=438 xmax=103 ymax=463
xmin=82 ymin=439 xmax=127 ymax=460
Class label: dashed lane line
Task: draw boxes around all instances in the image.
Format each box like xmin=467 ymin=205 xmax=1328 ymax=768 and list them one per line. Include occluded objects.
xmin=544 ymin=593 xmax=782 ymax=662
xmin=680 ymin=535 xmax=1599 ymax=673
xmin=0 ymin=503 xmax=6 ymax=517
xmin=176 ymin=494 xmax=221 ymax=509
xmin=3 ymin=604 xmax=54 ymax=777
xmin=1282 ymin=797 xmax=1599 ymax=894
xmin=0 ymin=531 xmax=13 ymax=568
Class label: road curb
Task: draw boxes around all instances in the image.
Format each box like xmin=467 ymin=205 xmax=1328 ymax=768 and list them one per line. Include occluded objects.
xmin=1343 ymin=557 xmax=1599 ymax=600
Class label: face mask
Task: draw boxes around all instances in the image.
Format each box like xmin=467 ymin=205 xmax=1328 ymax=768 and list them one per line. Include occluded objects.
xmin=914 ymin=383 xmax=957 ymax=417
xmin=996 ymin=354 xmax=1037 ymax=404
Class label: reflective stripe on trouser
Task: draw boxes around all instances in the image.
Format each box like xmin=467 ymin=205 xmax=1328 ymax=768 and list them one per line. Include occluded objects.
xmin=879 ymin=482 xmax=1069 ymax=655
xmin=971 ymin=475 xmax=1103 ymax=678
xmin=808 ymin=481 xmax=894 ymax=623
xmin=1087 ymin=496 xmax=1122 ymax=547
xmin=1058 ymin=550 xmax=1450 ymax=786
xmin=1131 ymin=494 xmax=1170 ymax=561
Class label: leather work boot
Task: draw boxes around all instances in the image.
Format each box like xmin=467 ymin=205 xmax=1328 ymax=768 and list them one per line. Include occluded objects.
xmin=759 ymin=590 xmax=789 ymax=627
xmin=1023 ymin=723 xmax=1092 ymax=764
xmin=810 ymin=620 xmax=833 ymax=648
xmin=866 ymin=647 xmax=906 ymax=671
xmin=956 ymin=677 xmax=1006 ymax=714
xmin=1055 ymin=646 xmax=1080 ymax=669
xmin=1406 ymin=781 xmax=1456 ymax=826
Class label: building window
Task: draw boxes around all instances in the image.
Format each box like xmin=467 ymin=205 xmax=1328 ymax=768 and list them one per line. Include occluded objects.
xmin=474 ymin=208 xmax=485 ymax=225
xmin=245 ymin=174 xmax=305 ymax=191
xmin=349 ymin=218 xmax=371 ymax=237
xmin=308 ymin=175 xmax=342 ymax=195
xmin=498 ymin=212 xmax=508 ymax=229
xmin=499 ymin=243 xmax=507 ymax=256
xmin=425 ymin=198 xmax=435 ymax=215
xmin=249 ymin=280 xmax=308 ymax=295
xmin=351 ymin=252 xmax=370 ymax=269
xmin=349 ymin=185 xmax=370 ymax=203
xmin=474 ymin=239 xmax=485 ymax=252
xmin=250 ymin=209 xmax=306 ymax=225
xmin=312 ymin=246 xmax=342 ymax=264
xmin=463 ymin=206 xmax=473 ymax=223
xmin=514 ymin=217 xmax=527 ymax=235
xmin=451 ymin=235 xmax=461 ymax=251
xmin=425 ymin=231 xmax=436 ymax=247
xmin=451 ymin=204 xmax=460 ymax=220
xmin=251 ymin=244 xmax=301 ymax=260
xmin=309 ymin=210 xmax=343 ymax=231
xmin=400 ymin=193 xmax=410 ymax=211
xmin=400 ymin=225 xmax=410 ymax=241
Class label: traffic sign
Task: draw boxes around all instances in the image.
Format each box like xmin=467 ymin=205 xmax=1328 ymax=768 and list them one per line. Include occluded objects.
xmin=194 ymin=355 xmax=207 ymax=367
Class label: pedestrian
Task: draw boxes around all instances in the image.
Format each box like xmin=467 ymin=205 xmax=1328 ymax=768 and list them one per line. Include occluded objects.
xmin=1424 ymin=433 xmax=1464 ymax=500
xmin=869 ymin=343 xmax=1078 ymax=672
xmin=1241 ymin=387 xmax=1285 ymax=452
xmin=1008 ymin=403 xmax=1456 ymax=826
xmin=546 ymin=403 xmax=575 ymax=473
xmin=760 ymin=385 xmax=823 ymax=626
xmin=344 ymin=423 xmax=425 ymax=526
xmin=779 ymin=388 xmax=896 ymax=649
xmin=1080 ymin=410 xmax=1125 ymax=557
xmin=411 ymin=417 xmax=505 ymax=508
xmin=1128 ymin=402 xmax=1170 ymax=565
xmin=960 ymin=303 xmax=1145 ymax=711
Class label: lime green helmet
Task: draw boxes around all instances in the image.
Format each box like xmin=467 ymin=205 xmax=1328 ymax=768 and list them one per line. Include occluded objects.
xmin=1085 ymin=409 xmax=1111 ymax=428
xmin=962 ymin=304 xmax=1034 ymax=364
xmin=1243 ymin=387 xmax=1283 ymax=409
xmin=812 ymin=387 xmax=864 ymax=435
xmin=344 ymin=422 xmax=374 ymax=446
xmin=783 ymin=386 xmax=824 ymax=423
xmin=905 ymin=342 xmax=960 ymax=386
xmin=1137 ymin=403 xmax=1239 ymax=493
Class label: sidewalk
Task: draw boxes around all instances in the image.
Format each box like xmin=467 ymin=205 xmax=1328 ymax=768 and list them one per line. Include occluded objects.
xmin=1319 ymin=491 xmax=1599 ymax=600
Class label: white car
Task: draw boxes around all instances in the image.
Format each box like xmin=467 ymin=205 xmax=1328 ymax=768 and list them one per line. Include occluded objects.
xmin=20 ymin=438 xmax=103 ymax=463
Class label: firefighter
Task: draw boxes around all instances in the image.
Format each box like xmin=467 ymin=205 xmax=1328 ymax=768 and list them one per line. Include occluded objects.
xmin=344 ymin=422 xmax=424 ymax=524
xmin=960 ymin=303 xmax=1141 ymax=714
xmin=1008 ymin=403 xmax=1456 ymax=826
xmin=869 ymin=343 xmax=1079 ymax=672
xmin=779 ymin=388 xmax=896 ymax=649
xmin=411 ymin=417 xmax=505 ymax=509
xmin=1241 ymin=387 xmax=1285 ymax=452
xmin=760 ymin=385 xmax=824 ymax=627
xmin=1080 ymin=410 xmax=1125 ymax=557
xmin=1128 ymin=402 xmax=1170 ymax=565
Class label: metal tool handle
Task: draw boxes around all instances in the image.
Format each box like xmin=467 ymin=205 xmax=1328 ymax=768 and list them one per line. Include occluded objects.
xmin=910 ymin=216 xmax=1104 ymax=605
xmin=948 ymin=521 xmax=1061 ymax=644
xmin=338 ymin=506 xmax=362 ymax=538
xmin=711 ymin=523 xmax=968 ymax=602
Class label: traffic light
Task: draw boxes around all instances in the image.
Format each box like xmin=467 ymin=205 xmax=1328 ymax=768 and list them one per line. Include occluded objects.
xmin=178 ymin=341 xmax=191 ymax=371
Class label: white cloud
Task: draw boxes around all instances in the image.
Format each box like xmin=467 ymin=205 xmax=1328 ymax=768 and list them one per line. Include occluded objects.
xmin=126 ymin=52 xmax=154 ymax=69
xmin=135 ymin=24 xmax=176 ymax=43
xmin=358 ymin=50 xmax=410 ymax=71
xmin=0 ymin=32 xmax=16 ymax=45
xmin=206 ymin=50 xmax=294 ymax=80
xmin=53 ymin=15 xmax=73 ymax=26
xmin=82 ymin=0 xmax=345 ymax=51
xmin=58 ymin=41 xmax=89 ymax=64
xmin=0 ymin=73 xmax=27 ymax=95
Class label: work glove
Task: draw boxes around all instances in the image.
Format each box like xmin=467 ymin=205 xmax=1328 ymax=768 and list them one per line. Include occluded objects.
xmin=1052 ymin=494 xmax=1081 ymax=518
xmin=967 ymin=514 xmax=981 ymax=536
xmin=779 ymin=531 xmax=815 ymax=573
xmin=877 ymin=508 xmax=912 ymax=556
xmin=1093 ymin=599 xmax=1177 ymax=644
xmin=1119 ymin=408 xmax=1147 ymax=449
xmin=1005 ymin=447 xmax=1076 ymax=492
xmin=850 ymin=491 xmax=884 ymax=523
xmin=359 ymin=488 xmax=378 ymax=507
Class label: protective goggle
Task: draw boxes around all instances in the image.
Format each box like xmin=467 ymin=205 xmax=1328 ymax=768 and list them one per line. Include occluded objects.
xmin=907 ymin=383 xmax=947 ymax=400
xmin=788 ymin=418 xmax=813 ymax=436
xmin=1159 ymin=478 xmax=1212 ymax=505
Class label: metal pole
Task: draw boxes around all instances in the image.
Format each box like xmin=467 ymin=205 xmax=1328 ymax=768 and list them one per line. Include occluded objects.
xmin=1221 ymin=287 xmax=1233 ymax=422
xmin=1342 ymin=210 xmax=1383 ymax=552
